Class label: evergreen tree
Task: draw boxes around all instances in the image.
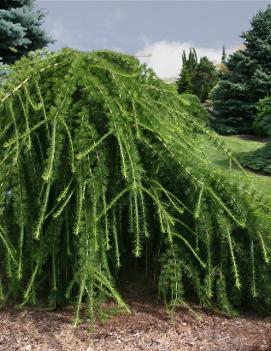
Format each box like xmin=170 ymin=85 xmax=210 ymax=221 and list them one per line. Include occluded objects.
xmin=212 ymin=5 xmax=271 ymax=135
xmin=177 ymin=48 xmax=197 ymax=94
xmin=192 ymin=56 xmax=218 ymax=102
xmin=182 ymin=50 xmax=187 ymax=66
xmin=177 ymin=49 xmax=217 ymax=102
xmin=254 ymin=96 xmax=271 ymax=135
xmin=221 ymin=46 xmax=227 ymax=64
xmin=238 ymin=96 xmax=271 ymax=174
xmin=0 ymin=0 xmax=53 ymax=64
xmin=217 ymin=47 xmax=229 ymax=77
xmin=177 ymin=62 xmax=193 ymax=94
xmin=187 ymin=47 xmax=198 ymax=72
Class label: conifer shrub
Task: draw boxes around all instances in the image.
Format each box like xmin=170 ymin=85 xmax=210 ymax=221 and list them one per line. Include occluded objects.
xmin=0 ymin=49 xmax=271 ymax=324
xmin=254 ymin=97 xmax=271 ymax=136
xmin=238 ymin=97 xmax=271 ymax=174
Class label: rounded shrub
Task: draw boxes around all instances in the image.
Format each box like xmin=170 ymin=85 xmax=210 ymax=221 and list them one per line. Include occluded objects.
xmin=238 ymin=97 xmax=271 ymax=175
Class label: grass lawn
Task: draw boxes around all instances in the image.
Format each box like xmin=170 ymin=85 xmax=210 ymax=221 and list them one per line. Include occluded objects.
xmin=199 ymin=135 xmax=271 ymax=199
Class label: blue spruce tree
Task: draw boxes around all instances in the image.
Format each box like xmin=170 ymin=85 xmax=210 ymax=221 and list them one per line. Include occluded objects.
xmin=212 ymin=5 xmax=271 ymax=135
xmin=0 ymin=0 xmax=53 ymax=64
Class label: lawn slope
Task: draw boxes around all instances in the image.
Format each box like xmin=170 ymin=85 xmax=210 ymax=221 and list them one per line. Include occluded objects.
xmin=200 ymin=135 xmax=271 ymax=199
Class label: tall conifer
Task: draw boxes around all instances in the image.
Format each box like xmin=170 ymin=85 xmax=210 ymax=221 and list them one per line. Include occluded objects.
xmin=221 ymin=46 xmax=227 ymax=64
xmin=177 ymin=48 xmax=197 ymax=94
xmin=177 ymin=49 xmax=217 ymax=102
xmin=212 ymin=5 xmax=271 ymax=134
xmin=192 ymin=56 xmax=217 ymax=102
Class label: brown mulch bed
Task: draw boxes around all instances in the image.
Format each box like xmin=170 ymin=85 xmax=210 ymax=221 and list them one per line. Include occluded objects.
xmin=0 ymin=298 xmax=271 ymax=351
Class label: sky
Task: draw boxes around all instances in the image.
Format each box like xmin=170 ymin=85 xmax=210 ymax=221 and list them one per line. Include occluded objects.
xmin=36 ymin=1 xmax=271 ymax=78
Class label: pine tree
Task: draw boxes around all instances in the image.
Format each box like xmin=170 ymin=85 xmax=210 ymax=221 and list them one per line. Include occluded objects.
xmin=212 ymin=5 xmax=271 ymax=135
xmin=177 ymin=49 xmax=217 ymax=102
xmin=177 ymin=48 xmax=197 ymax=94
xmin=0 ymin=0 xmax=53 ymax=64
xmin=221 ymin=46 xmax=227 ymax=64
xmin=177 ymin=62 xmax=193 ymax=94
xmin=188 ymin=47 xmax=198 ymax=72
xmin=182 ymin=50 xmax=187 ymax=66
xmin=192 ymin=56 xmax=217 ymax=102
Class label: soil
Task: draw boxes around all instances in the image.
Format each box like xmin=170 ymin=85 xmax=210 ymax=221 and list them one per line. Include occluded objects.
xmin=0 ymin=296 xmax=271 ymax=351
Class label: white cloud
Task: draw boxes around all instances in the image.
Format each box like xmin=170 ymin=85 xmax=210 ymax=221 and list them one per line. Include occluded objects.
xmin=136 ymin=40 xmax=238 ymax=78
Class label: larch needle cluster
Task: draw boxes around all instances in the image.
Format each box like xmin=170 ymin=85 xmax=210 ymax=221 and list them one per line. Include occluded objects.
xmin=0 ymin=49 xmax=271 ymax=325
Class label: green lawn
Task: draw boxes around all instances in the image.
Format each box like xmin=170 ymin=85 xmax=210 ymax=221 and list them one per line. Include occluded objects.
xmin=199 ymin=135 xmax=271 ymax=199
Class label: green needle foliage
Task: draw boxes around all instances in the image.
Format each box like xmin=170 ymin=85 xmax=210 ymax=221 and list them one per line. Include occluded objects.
xmin=0 ymin=49 xmax=271 ymax=325
xmin=211 ymin=5 xmax=271 ymax=135
xmin=238 ymin=97 xmax=271 ymax=174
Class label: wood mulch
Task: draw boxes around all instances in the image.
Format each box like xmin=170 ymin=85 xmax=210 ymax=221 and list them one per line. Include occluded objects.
xmin=0 ymin=297 xmax=270 ymax=351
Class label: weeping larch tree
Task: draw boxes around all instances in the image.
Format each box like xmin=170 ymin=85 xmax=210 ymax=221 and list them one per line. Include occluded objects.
xmin=0 ymin=49 xmax=271 ymax=325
